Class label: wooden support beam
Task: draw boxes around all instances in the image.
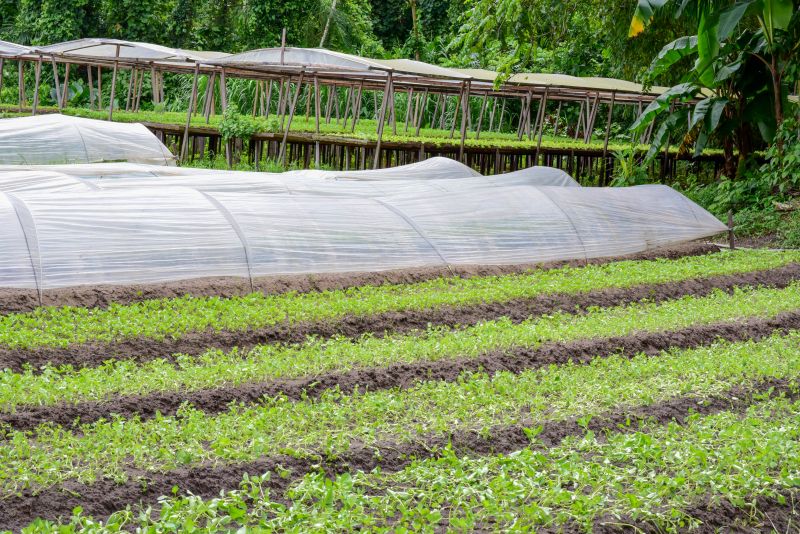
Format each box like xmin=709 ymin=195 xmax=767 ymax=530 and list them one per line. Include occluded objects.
xmin=279 ymin=70 xmax=305 ymax=166
xmin=0 ymin=59 xmax=4 ymax=105
xmin=603 ymin=91 xmax=616 ymax=156
xmin=476 ymin=92 xmax=488 ymax=139
xmin=182 ymin=64 xmax=200 ymax=162
xmin=458 ymin=81 xmax=471 ymax=161
xmin=125 ymin=67 xmax=135 ymax=111
xmin=574 ymin=100 xmax=585 ymax=140
xmin=18 ymin=61 xmax=25 ymax=110
xmin=414 ymin=89 xmax=428 ymax=136
xmin=404 ymin=88 xmax=414 ymax=133
xmin=32 ymin=57 xmax=42 ymax=116
xmin=488 ymin=97 xmax=498 ymax=132
xmin=219 ymin=68 xmax=228 ymax=111
xmin=88 ymin=64 xmax=95 ymax=109
xmin=62 ymin=63 xmax=71 ymax=109
xmin=535 ymin=87 xmax=549 ymax=160
xmin=108 ymin=45 xmax=121 ymax=121
xmin=351 ymin=81 xmax=363 ymax=132
xmin=373 ymin=72 xmax=393 ymax=169
xmin=552 ymin=101 xmax=562 ymax=136
xmin=51 ymin=58 xmax=62 ymax=111
xmin=496 ymin=98 xmax=506 ymax=132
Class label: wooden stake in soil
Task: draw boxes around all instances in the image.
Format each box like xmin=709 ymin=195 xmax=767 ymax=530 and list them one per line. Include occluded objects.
xmin=279 ymin=70 xmax=305 ymax=166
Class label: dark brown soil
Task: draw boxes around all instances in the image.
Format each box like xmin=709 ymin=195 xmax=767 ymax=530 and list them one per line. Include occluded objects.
xmin=0 ymin=243 xmax=718 ymax=315
xmin=590 ymin=491 xmax=800 ymax=533
xmin=4 ymin=310 xmax=800 ymax=433
xmin=3 ymin=258 xmax=797 ymax=375
xmin=0 ymin=377 xmax=794 ymax=532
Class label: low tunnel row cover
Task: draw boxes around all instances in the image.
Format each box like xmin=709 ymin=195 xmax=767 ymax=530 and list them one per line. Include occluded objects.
xmin=0 ymin=115 xmax=175 ymax=166
xmin=0 ymin=184 xmax=726 ymax=290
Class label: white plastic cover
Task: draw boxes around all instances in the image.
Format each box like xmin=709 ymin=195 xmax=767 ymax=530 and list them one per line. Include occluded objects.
xmin=0 ymin=183 xmax=726 ymax=290
xmin=0 ymin=115 xmax=175 ymax=166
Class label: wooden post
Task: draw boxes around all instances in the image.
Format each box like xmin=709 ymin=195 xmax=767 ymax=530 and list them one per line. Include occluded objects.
xmin=88 ymin=64 xmax=95 ymax=109
xmin=182 ymin=64 xmax=200 ymax=162
xmin=0 ymin=59 xmax=4 ymax=105
xmin=535 ymin=87 xmax=549 ymax=160
xmin=584 ymin=92 xmax=600 ymax=144
xmin=314 ymin=76 xmax=321 ymax=166
xmin=450 ymin=86 xmax=463 ymax=139
xmin=61 ymin=63 xmax=71 ymax=108
xmin=203 ymin=72 xmax=215 ymax=122
xmin=51 ymin=58 xmax=62 ymax=111
xmin=415 ymin=89 xmax=428 ymax=136
xmin=389 ymin=79 xmax=397 ymax=135
xmin=125 ymin=67 xmax=135 ymax=111
xmin=476 ymin=92 xmax=488 ymax=139
xmin=108 ymin=45 xmax=121 ymax=121
xmin=265 ymin=79 xmax=273 ymax=117
xmin=552 ymin=101 xmax=562 ymax=136
xmin=603 ymin=92 xmax=616 ymax=156
xmin=373 ymin=72 xmax=393 ymax=169
xmin=342 ymin=85 xmax=353 ymax=128
xmin=97 ymin=66 xmax=103 ymax=112
xmin=488 ymin=97 xmax=498 ymax=131
xmin=18 ymin=60 xmax=25 ymax=111
xmin=279 ymin=70 xmax=305 ymax=166
xmin=439 ymin=93 xmax=447 ymax=129
xmin=404 ymin=88 xmax=414 ymax=133
xmin=497 ymin=98 xmax=506 ymax=132
xmin=135 ymin=66 xmax=144 ymax=111
xmin=458 ymin=81 xmax=471 ymax=161
xmin=31 ymin=57 xmax=42 ymax=116
xmin=150 ymin=66 xmax=158 ymax=106
xmin=351 ymin=81 xmax=363 ymax=132
xmin=219 ymin=68 xmax=228 ymax=110
xmin=574 ymin=100 xmax=585 ymax=140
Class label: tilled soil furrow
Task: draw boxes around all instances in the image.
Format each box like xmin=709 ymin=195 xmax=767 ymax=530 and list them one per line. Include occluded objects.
xmin=0 ymin=243 xmax=718 ymax=315
xmin=0 ymin=378 xmax=795 ymax=531
xmin=4 ymin=310 xmax=800 ymax=432
xmin=2 ymin=260 xmax=799 ymax=375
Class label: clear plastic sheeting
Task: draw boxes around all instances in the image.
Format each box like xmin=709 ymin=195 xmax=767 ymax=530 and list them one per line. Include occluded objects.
xmin=0 ymin=184 xmax=727 ymax=290
xmin=0 ymin=115 xmax=175 ymax=166
xmin=0 ymin=171 xmax=98 ymax=193
xmin=489 ymin=166 xmax=580 ymax=187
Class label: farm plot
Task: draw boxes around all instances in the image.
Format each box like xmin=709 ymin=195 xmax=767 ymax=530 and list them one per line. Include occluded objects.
xmin=1 ymin=246 xmax=800 ymax=532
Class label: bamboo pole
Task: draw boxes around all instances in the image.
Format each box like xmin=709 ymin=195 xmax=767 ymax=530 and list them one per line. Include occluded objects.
xmin=134 ymin=66 xmax=144 ymax=111
xmin=351 ymin=81 xmax=363 ymax=132
xmin=88 ymin=64 xmax=95 ymax=109
xmin=51 ymin=58 xmax=62 ymax=111
xmin=373 ymin=72 xmax=393 ymax=169
xmin=97 ymin=66 xmax=103 ymax=111
xmin=414 ymin=89 xmax=428 ymax=136
xmin=18 ymin=61 xmax=25 ymax=111
xmin=125 ymin=67 xmax=135 ymax=111
xmin=458 ymin=81 xmax=471 ymax=161
xmin=182 ymin=64 xmax=200 ymax=162
xmin=476 ymin=92 xmax=488 ymax=139
xmin=488 ymin=97 xmax=498 ymax=131
xmin=31 ymin=57 xmax=42 ymax=116
xmin=314 ymin=75 xmax=321 ymax=166
xmin=496 ymin=98 xmax=506 ymax=132
xmin=404 ymin=88 xmax=414 ymax=133
xmin=108 ymin=45 xmax=121 ymax=121
xmin=279 ymin=70 xmax=305 ymax=166
xmin=0 ymin=59 xmax=4 ymax=105
xmin=552 ymin=101 xmax=562 ymax=136
xmin=535 ymin=87 xmax=549 ymax=160
xmin=61 ymin=63 xmax=71 ymax=109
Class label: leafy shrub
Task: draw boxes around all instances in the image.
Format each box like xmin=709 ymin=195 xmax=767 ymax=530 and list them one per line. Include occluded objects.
xmin=218 ymin=105 xmax=259 ymax=143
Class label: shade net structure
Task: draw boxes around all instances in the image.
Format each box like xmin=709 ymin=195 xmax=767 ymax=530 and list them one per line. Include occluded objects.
xmin=0 ymin=115 xmax=175 ymax=166
xmin=0 ymin=181 xmax=725 ymax=291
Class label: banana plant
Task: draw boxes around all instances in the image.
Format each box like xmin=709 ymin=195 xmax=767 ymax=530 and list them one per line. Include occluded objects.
xmin=629 ymin=0 xmax=796 ymax=176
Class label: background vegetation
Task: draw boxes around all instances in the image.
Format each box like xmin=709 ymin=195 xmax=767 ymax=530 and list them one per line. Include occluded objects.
xmin=0 ymin=0 xmax=798 ymax=245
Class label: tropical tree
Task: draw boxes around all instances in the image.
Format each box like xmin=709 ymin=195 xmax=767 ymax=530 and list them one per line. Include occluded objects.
xmin=629 ymin=0 xmax=797 ymax=176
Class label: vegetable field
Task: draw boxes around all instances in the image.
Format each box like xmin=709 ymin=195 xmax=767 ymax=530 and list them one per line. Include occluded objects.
xmin=2 ymin=244 xmax=800 ymax=532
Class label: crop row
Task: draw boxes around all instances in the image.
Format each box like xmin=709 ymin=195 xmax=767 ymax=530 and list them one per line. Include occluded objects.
xmin=4 ymin=282 xmax=800 ymax=408
xmin=2 ymin=249 xmax=798 ymax=350
xmin=36 ymin=395 xmax=798 ymax=533
xmin=2 ymin=326 xmax=799 ymax=496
